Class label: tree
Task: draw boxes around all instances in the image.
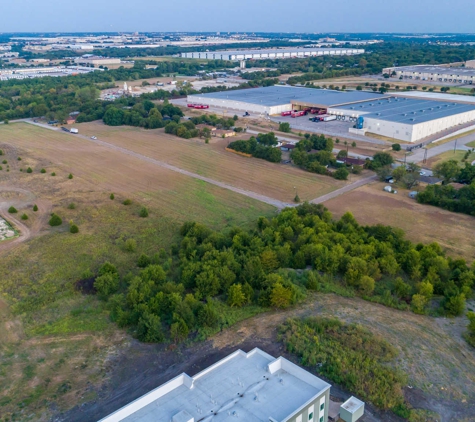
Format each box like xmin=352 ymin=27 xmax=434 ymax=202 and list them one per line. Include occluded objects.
xmin=136 ymin=313 xmax=164 ymax=343
xmin=8 ymin=206 xmax=17 ymax=213
xmin=356 ymin=85 xmax=363 ymax=91
xmin=170 ymin=318 xmax=189 ymax=343
xmin=70 ymin=224 xmax=79 ymax=233
xmin=48 ymin=214 xmax=62 ymax=226
xmin=124 ymin=238 xmax=137 ymax=252
xmin=294 ymin=194 xmax=301 ymax=203
xmin=376 ymin=165 xmax=392 ymax=181
xmin=392 ymin=143 xmax=401 ymax=151
xmin=334 ymin=167 xmax=349 ymax=180
xmin=68 ymin=173 xmax=73 ymax=179
xmin=110 ymin=193 xmax=115 ymax=200
xmin=21 ymin=213 xmax=28 ymax=220
xmin=444 ymin=293 xmax=465 ymax=316
xmin=358 ymin=276 xmax=375 ymax=295
xmin=372 ymin=152 xmax=394 ymax=169
xmin=279 ymin=122 xmax=291 ymax=133
xmin=433 ymin=160 xmax=459 ymax=184
xmin=197 ymin=302 xmax=219 ymax=328
xmin=270 ymin=283 xmax=292 ymax=309
xmin=227 ymin=284 xmax=246 ymax=307
xmin=26 ymin=167 xmax=32 ymax=173
xmin=137 ymin=253 xmax=151 ymax=268
xmin=33 ymin=204 xmax=38 ymax=212
xmin=411 ymin=294 xmax=429 ymax=314
xmin=392 ymin=166 xmax=406 ymax=182
xmin=94 ymin=273 xmax=119 ymax=298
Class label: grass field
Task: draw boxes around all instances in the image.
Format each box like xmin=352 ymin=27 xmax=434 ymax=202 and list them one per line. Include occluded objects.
xmin=0 ymin=122 xmax=276 ymax=420
xmin=324 ymin=182 xmax=475 ymax=263
xmin=425 ymin=149 xmax=475 ymax=168
xmin=74 ymin=121 xmax=346 ymax=203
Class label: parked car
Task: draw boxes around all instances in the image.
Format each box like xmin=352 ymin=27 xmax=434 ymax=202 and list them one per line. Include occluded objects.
xmin=419 ymin=171 xmax=426 ymax=176
xmin=91 ymin=136 xmax=97 ymax=140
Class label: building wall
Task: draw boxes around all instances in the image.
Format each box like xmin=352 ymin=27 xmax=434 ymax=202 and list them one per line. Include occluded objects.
xmin=383 ymin=67 xmax=475 ymax=84
xmin=186 ymin=94 xmax=292 ymax=115
xmin=284 ymin=389 xmax=330 ymax=422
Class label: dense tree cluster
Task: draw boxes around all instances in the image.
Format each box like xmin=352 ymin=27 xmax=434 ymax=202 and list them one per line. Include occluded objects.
xmin=102 ymin=100 xmax=183 ymax=129
xmin=417 ymin=160 xmax=475 ymax=216
xmin=280 ymin=317 xmax=407 ymax=412
xmin=228 ymin=134 xmax=282 ymax=163
xmin=290 ymin=135 xmax=349 ymax=180
xmin=94 ymin=204 xmax=474 ymax=345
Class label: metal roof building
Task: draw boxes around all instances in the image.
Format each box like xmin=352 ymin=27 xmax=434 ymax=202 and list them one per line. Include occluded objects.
xmin=187 ymin=86 xmax=387 ymax=115
xmin=383 ymin=65 xmax=475 ymax=85
xmin=329 ymin=96 xmax=475 ymax=142
xmin=182 ymin=48 xmax=364 ymax=61
xmin=99 ymin=348 xmax=332 ymax=422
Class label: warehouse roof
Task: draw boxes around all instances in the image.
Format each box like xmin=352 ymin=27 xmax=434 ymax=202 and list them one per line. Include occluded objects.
xmin=388 ymin=65 xmax=475 ymax=77
xmin=333 ymin=96 xmax=475 ymax=124
xmin=203 ymin=47 xmax=363 ymax=56
xmin=99 ymin=348 xmax=331 ymax=422
xmin=189 ymin=86 xmax=388 ymax=108
xmin=391 ymin=91 xmax=475 ymax=105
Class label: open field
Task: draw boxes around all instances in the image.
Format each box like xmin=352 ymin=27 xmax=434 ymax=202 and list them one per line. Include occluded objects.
xmin=425 ymin=149 xmax=475 ymax=168
xmin=74 ymin=121 xmax=348 ymax=203
xmin=324 ymin=182 xmax=475 ymax=263
xmin=0 ymin=122 xmax=276 ymax=420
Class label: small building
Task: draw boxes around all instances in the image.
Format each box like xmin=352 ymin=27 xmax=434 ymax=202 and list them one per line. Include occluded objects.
xmin=340 ymin=396 xmax=365 ymax=422
xmin=74 ymin=56 xmax=121 ymax=67
xmin=98 ymin=348 xmax=331 ymax=422
xmin=212 ymin=129 xmax=236 ymax=138
xmin=281 ymin=143 xmax=296 ymax=152
xmin=336 ymin=157 xmax=366 ymax=166
xmin=65 ymin=116 xmax=77 ymax=125
xmin=195 ymin=123 xmax=217 ymax=132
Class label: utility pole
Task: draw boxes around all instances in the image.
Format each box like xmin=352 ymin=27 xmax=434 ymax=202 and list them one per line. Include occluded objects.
xmin=423 ymin=148 xmax=428 ymax=164
xmin=454 ymin=139 xmax=458 ymax=154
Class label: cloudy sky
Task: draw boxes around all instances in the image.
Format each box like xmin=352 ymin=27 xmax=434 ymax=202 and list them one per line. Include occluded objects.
xmin=1 ymin=0 xmax=474 ymax=33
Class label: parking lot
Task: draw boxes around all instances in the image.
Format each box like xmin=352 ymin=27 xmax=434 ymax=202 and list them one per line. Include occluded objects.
xmin=270 ymin=114 xmax=387 ymax=145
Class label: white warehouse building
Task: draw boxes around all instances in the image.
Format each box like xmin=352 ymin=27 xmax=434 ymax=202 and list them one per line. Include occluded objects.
xmin=329 ymin=96 xmax=475 ymax=143
xmin=183 ymin=47 xmax=364 ymax=61
xmin=383 ymin=65 xmax=475 ymax=85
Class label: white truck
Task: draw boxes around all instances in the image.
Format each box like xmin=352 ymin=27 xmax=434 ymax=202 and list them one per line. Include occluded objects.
xmin=70 ymin=128 xmax=79 ymax=134
xmin=322 ymin=115 xmax=337 ymax=122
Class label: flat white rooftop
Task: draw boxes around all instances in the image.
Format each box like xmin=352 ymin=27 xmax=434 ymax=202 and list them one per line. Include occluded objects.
xmin=99 ymin=348 xmax=330 ymax=422
xmin=341 ymin=396 xmax=364 ymax=414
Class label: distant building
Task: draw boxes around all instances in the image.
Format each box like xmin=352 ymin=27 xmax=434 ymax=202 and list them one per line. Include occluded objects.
xmin=74 ymin=56 xmax=121 ymax=66
xmin=383 ymin=65 xmax=475 ymax=85
xmin=212 ymin=129 xmax=236 ymax=138
xmin=99 ymin=348 xmax=336 ymax=422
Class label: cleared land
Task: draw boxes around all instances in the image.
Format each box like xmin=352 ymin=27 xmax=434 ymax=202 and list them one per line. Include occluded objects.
xmin=74 ymin=121 xmax=348 ymax=203
xmin=324 ymin=182 xmax=475 ymax=263
xmin=0 ymin=122 xmax=275 ymax=420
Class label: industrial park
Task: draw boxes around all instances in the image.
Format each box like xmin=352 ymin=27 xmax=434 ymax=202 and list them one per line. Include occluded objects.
xmin=1 ymin=10 xmax=475 ymax=422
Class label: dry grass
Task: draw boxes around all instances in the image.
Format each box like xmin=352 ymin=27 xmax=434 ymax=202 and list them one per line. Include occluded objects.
xmin=75 ymin=121 xmax=346 ymax=203
xmin=324 ymin=182 xmax=475 ymax=263
xmin=425 ymin=150 xmax=475 ymax=168
xmin=0 ymin=122 xmax=276 ymax=420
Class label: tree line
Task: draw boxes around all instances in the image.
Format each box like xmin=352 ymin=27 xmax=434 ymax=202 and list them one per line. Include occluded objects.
xmin=92 ymin=203 xmax=475 ymax=346
xmin=227 ymin=132 xmax=282 ymax=163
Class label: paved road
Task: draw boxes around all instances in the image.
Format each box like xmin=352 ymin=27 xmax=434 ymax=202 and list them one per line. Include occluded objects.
xmin=18 ymin=120 xmax=293 ymax=209
xmin=409 ymin=130 xmax=475 ymax=163
xmin=14 ymin=120 xmax=380 ymax=210
xmin=310 ymin=174 xmax=378 ymax=205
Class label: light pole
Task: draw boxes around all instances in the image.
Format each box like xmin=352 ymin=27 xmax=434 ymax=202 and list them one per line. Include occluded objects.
xmin=454 ymin=139 xmax=458 ymax=154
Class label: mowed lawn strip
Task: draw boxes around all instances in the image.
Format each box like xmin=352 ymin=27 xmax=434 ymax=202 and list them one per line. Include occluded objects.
xmin=76 ymin=121 xmax=344 ymax=202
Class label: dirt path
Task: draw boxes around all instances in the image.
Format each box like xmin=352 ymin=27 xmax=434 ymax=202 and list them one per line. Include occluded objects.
xmin=0 ymin=186 xmax=51 ymax=253
xmin=55 ymin=294 xmax=475 ymax=422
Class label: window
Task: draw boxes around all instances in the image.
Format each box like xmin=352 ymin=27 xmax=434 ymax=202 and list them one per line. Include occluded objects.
xmin=319 ymin=417 xmax=324 ymax=422
xmin=308 ymin=413 xmax=313 ymax=421
xmin=320 ymin=403 xmax=325 ymax=411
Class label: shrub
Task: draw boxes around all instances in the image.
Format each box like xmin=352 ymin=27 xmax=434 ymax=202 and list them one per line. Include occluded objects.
xmin=26 ymin=167 xmax=32 ymax=173
xmin=279 ymin=122 xmax=291 ymax=133
xmin=124 ymin=238 xmax=137 ymax=252
xmin=51 ymin=172 xmax=56 ymax=176
xmin=67 ymin=203 xmax=76 ymax=210
xmin=33 ymin=204 xmax=38 ymax=212
xmin=20 ymin=168 xmax=23 ymax=172
xmin=110 ymin=193 xmax=115 ymax=200
xmin=8 ymin=206 xmax=17 ymax=213
xmin=0 ymin=166 xmax=2 ymax=171
xmin=139 ymin=207 xmax=149 ymax=218
xmin=70 ymin=224 xmax=79 ymax=234
xmin=0 ymin=150 xmax=3 ymax=155
xmin=68 ymin=173 xmax=73 ymax=179
xmin=40 ymin=168 xmax=46 ymax=173
xmin=334 ymin=167 xmax=349 ymax=180
xmin=294 ymin=194 xmax=300 ymax=203
xmin=137 ymin=253 xmax=151 ymax=268
xmin=2 ymin=160 xmax=7 ymax=164
xmin=21 ymin=213 xmax=28 ymax=220
xmin=48 ymin=214 xmax=62 ymax=227
xmin=94 ymin=273 xmax=119 ymax=298
xmin=123 ymin=199 xmax=132 ymax=205
xmin=392 ymin=143 xmax=402 ymax=151
xmin=17 ymin=157 xmax=21 ymax=161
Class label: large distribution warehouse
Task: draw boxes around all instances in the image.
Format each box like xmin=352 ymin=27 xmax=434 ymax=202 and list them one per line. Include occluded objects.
xmin=182 ymin=47 xmax=364 ymax=61
xmin=383 ymin=65 xmax=475 ymax=85
xmin=187 ymin=86 xmax=475 ymax=143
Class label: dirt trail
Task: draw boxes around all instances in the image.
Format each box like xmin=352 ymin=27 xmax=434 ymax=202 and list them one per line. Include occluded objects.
xmin=0 ymin=186 xmax=51 ymax=253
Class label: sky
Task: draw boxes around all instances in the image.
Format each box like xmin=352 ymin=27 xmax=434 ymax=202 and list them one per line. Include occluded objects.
xmin=1 ymin=0 xmax=475 ymax=33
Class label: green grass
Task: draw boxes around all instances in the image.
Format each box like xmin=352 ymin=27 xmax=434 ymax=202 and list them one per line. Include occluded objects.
xmin=467 ymin=140 xmax=475 ymax=148
xmin=428 ymin=150 xmax=475 ymax=168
